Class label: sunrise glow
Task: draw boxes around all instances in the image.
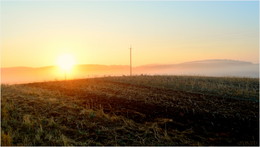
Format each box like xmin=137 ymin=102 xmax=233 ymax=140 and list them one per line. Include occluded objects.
xmin=57 ymin=54 xmax=76 ymax=72
xmin=1 ymin=1 xmax=259 ymax=68
xmin=1 ymin=1 xmax=259 ymax=83
xmin=0 ymin=1 xmax=259 ymax=145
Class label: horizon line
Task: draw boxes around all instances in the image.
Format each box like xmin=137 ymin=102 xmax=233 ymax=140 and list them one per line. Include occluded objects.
xmin=1 ymin=59 xmax=258 ymax=68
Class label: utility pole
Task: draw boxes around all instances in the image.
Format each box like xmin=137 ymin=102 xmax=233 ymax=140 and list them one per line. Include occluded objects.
xmin=64 ymin=71 xmax=67 ymax=80
xmin=130 ymin=45 xmax=132 ymax=76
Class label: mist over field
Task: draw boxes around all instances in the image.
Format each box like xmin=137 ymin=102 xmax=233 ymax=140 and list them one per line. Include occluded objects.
xmin=1 ymin=59 xmax=258 ymax=84
xmin=1 ymin=0 xmax=259 ymax=145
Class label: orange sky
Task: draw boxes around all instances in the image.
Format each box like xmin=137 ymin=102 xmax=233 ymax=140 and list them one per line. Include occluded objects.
xmin=1 ymin=1 xmax=259 ymax=67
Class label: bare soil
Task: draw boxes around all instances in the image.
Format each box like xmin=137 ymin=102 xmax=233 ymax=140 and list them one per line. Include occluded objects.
xmin=24 ymin=78 xmax=259 ymax=145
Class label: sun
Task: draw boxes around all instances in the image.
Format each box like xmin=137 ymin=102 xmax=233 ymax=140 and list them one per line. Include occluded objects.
xmin=57 ymin=54 xmax=76 ymax=72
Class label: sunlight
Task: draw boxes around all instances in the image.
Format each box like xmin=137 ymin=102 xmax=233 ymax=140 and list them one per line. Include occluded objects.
xmin=57 ymin=54 xmax=76 ymax=72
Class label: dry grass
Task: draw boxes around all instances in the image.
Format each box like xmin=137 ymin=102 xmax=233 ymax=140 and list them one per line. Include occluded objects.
xmin=1 ymin=75 xmax=259 ymax=145
xmin=104 ymin=75 xmax=259 ymax=101
xmin=1 ymin=84 xmax=186 ymax=145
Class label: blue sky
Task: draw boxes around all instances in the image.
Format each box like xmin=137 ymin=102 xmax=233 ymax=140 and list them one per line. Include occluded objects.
xmin=1 ymin=0 xmax=259 ymax=67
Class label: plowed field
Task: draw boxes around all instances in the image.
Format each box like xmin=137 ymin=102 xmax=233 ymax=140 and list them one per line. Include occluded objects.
xmin=1 ymin=76 xmax=259 ymax=145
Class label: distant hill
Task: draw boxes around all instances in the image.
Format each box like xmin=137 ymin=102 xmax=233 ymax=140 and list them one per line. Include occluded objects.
xmin=135 ymin=59 xmax=259 ymax=77
xmin=1 ymin=59 xmax=259 ymax=84
xmin=183 ymin=59 xmax=253 ymax=64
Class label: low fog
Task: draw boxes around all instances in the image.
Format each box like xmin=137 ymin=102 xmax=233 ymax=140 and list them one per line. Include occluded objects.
xmin=1 ymin=60 xmax=259 ymax=84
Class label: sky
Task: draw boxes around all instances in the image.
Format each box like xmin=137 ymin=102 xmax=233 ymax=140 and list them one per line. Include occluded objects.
xmin=1 ymin=0 xmax=259 ymax=67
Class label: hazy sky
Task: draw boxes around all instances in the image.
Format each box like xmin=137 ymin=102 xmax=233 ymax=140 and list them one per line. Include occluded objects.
xmin=1 ymin=0 xmax=259 ymax=67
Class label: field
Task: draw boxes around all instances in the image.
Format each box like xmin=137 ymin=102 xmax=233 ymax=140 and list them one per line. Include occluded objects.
xmin=1 ymin=75 xmax=259 ymax=145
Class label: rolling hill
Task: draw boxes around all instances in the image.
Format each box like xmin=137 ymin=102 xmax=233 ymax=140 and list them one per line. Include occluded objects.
xmin=1 ymin=59 xmax=259 ymax=84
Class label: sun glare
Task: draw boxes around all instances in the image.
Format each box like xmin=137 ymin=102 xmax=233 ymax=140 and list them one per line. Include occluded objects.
xmin=57 ymin=54 xmax=76 ymax=72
